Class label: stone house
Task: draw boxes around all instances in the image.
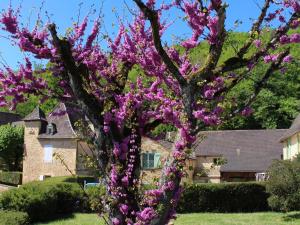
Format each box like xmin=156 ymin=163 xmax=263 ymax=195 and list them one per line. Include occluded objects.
xmin=141 ymin=130 xmax=286 ymax=183
xmin=280 ymin=114 xmax=300 ymax=160
xmin=22 ymin=103 xmax=287 ymax=184
xmin=22 ymin=103 xmax=93 ymax=183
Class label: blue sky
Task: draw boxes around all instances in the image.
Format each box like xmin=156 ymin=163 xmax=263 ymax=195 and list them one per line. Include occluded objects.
xmin=0 ymin=0 xmax=278 ymax=69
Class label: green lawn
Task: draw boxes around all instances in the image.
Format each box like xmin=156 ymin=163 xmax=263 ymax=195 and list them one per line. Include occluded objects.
xmin=34 ymin=212 xmax=300 ymax=225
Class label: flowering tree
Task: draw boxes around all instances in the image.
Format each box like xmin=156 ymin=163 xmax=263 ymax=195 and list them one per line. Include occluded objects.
xmin=0 ymin=0 xmax=299 ymax=224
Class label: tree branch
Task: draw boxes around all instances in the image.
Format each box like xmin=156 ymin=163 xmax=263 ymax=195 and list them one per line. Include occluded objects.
xmin=48 ymin=23 xmax=112 ymax=177
xmin=133 ymin=0 xmax=187 ymax=86
xmin=214 ymin=11 xmax=298 ymax=75
xmin=190 ymin=3 xmax=227 ymax=83
xmin=236 ymin=0 xmax=271 ymax=58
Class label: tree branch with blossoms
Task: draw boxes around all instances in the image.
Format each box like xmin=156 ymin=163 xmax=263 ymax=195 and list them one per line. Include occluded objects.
xmin=0 ymin=0 xmax=299 ymax=224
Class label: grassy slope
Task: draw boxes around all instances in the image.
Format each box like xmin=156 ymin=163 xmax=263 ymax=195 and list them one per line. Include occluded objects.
xmin=35 ymin=212 xmax=300 ymax=225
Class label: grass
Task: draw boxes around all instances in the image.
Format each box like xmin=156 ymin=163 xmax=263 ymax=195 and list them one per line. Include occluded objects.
xmin=34 ymin=212 xmax=300 ymax=225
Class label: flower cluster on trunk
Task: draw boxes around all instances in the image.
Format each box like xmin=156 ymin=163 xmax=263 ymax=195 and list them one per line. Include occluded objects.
xmin=0 ymin=0 xmax=299 ymax=224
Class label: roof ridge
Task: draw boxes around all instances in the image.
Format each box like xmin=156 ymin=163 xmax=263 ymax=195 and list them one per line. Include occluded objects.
xmin=23 ymin=106 xmax=46 ymax=121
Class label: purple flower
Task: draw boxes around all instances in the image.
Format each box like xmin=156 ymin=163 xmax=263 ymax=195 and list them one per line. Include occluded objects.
xmin=119 ymin=204 xmax=129 ymax=215
xmin=112 ymin=218 xmax=120 ymax=225
xmin=241 ymin=107 xmax=253 ymax=116
xmin=283 ymin=55 xmax=293 ymax=63
xmin=253 ymin=39 xmax=261 ymax=48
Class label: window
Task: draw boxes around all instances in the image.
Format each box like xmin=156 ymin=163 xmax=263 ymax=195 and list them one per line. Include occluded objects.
xmin=44 ymin=145 xmax=53 ymax=163
xmin=142 ymin=152 xmax=161 ymax=169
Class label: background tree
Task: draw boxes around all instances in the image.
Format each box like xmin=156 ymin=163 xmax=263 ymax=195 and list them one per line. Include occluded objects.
xmin=0 ymin=0 xmax=299 ymax=224
xmin=0 ymin=124 xmax=24 ymax=171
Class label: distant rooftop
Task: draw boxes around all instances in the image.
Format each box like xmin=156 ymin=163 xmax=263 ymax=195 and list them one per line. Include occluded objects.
xmin=23 ymin=107 xmax=46 ymax=121
xmin=37 ymin=103 xmax=85 ymax=139
xmin=193 ymin=129 xmax=287 ymax=173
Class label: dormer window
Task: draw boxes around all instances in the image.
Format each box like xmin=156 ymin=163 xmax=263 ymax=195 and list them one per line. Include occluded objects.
xmin=46 ymin=123 xmax=57 ymax=135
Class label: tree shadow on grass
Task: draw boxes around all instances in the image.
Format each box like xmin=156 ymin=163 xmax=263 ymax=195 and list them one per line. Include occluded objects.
xmin=34 ymin=213 xmax=75 ymax=224
xmin=282 ymin=212 xmax=300 ymax=222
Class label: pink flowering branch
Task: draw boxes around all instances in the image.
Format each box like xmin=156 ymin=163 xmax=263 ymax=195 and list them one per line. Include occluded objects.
xmin=0 ymin=1 xmax=299 ymax=224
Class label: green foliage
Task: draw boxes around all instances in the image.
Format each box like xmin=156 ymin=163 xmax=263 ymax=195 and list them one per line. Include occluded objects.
xmin=0 ymin=171 xmax=22 ymax=186
xmin=266 ymin=156 xmax=300 ymax=212
xmin=0 ymin=210 xmax=30 ymax=225
xmin=85 ymin=186 xmax=106 ymax=212
xmin=0 ymin=124 xmax=24 ymax=171
xmin=177 ymin=182 xmax=269 ymax=213
xmin=0 ymin=176 xmax=96 ymax=222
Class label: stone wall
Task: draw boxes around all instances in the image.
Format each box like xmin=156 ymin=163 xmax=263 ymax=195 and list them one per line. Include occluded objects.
xmin=140 ymin=137 xmax=171 ymax=184
xmin=193 ymin=156 xmax=221 ymax=183
xmin=22 ymin=120 xmax=78 ymax=183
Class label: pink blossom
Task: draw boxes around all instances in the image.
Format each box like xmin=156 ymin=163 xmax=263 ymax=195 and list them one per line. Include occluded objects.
xmin=253 ymin=39 xmax=262 ymax=48
xmin=241 ymin=107 xmax=253 ymax=116
xmin=283 ymin=55 xmax=293 ymax=63
xmin=0 ymin=8 xmax=18 ymax=34
xmin=112 ymin=218 xmax=120 ymax=225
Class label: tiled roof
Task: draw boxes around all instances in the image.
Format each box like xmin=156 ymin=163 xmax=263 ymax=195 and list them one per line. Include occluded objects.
xmin=38 ymin=103 xmax=84 ymax=139
xmin=156 ymin=139 xmax=174 ymax=151
xmin=0 ymin=112 xmax=22 ymax=125
xmin=23 ymin=107 xmax=46 ymax=121
xmin=279 ymin=114 xmax=300 ymax=142
xmin=192 ymin=129 xmax=287 ymax=172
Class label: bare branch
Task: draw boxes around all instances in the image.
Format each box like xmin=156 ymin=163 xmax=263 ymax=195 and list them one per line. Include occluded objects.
xmin=237 ymin=0 xmax=271 ymax=58
xmin=197 ymin=0 xmax=204 ymax=11
xmin=133 ymin=0 xmax=187 ymax=86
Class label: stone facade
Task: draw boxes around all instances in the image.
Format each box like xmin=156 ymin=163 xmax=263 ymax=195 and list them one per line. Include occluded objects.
xmin=140 ymin=137 xmax=219 ymax=184
xmin=22 ymin=104 xmax=288 ymax=184
xmin=23 ymin=120 xmax=79 ymax=183
xmin=140 ymin=137 xmax=171 ymax=184
xmin=22 ymin=105 xmax=94 ymax=184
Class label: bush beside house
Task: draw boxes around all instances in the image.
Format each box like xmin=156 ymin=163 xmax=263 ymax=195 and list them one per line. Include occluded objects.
xmin=0 ymin=211 xmax=30 ymax=225
xmin=266 ymin=156 xmax=300 ymax=212
xmin=0 ymin=176 xmax=94 ymax=223
xmin=0 ymin=171 xmax=22 ymax=186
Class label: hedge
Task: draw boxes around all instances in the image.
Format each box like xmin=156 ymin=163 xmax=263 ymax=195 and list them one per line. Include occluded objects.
xmin=0 ymin=171 xmax=22 ymax=186
xmin=177 ymin=182 xmax=269 ymax=213
xmin=0 ymin=177 xmax=270 ymax=222
xmin=0 ymin=211 xmax=30 ymax=225
xmin=0 ymin=176 xmax=94 ymax=222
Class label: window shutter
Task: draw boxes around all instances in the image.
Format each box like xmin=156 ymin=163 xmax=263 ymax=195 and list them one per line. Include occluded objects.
xmin=154 ymin=153 xmax=161 ymax=168
xmin=142 ymin=153 xmax=148 ymax=169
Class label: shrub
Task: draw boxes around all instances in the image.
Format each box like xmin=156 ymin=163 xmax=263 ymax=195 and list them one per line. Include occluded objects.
xmin=0 ymin=210 xmax=30 ymax=225
xmin=0 ymin=171 xmax=22 ymax=186
xmin=266 ymin=156 xmax=300 ymax=212
xmin=0 ymin=124 xmax=24 ymax=171
xmin=177 ymin=182 xmax=269 ymax=213
xmin=0 ymin=181 xmax=85 ymax=222
xmin=85 ymin=185 xmax=106 ymax=212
